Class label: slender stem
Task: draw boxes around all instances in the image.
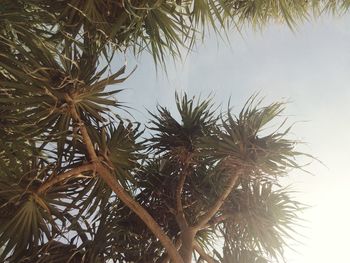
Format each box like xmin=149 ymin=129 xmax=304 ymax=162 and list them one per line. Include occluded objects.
xmin=96 ymin=164 xmax=183 ymax=263
xmin=176 ymin=163 xmax=196 ymax=263
xmin=37 ymin=163 xmax=94 ymax=194
xmin=175 ymin=167 xmax=189 ymax=230
xmin=193 ymin=242 xmax=217 ymax=263
xmin=65 ymin=94 xmax=99 ymax=161
xmin=158 ymin=237 xmax=182 ymax=263
xmin=193 ymin=170 xmax=242 ymax=230
xmin=204 ymin=214 xmax=234 ymax=228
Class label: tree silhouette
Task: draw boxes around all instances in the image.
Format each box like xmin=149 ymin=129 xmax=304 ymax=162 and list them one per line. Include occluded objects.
xmin=0 ymin=1 xmax=344 ymax=262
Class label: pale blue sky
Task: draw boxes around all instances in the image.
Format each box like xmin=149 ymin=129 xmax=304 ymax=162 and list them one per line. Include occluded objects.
xmin=116 ymin=13 xmax=350 ymax=263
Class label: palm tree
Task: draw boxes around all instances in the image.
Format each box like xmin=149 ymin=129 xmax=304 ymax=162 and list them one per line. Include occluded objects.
xmin=0 ymin=1 xmax=345 ymax=262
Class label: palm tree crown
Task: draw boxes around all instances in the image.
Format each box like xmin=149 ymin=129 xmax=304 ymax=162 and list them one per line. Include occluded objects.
xmin=0 ymin=1 xmax=342 ymax=262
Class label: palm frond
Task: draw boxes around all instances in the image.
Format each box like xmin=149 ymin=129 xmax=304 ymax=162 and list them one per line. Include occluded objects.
xmin=149 ymin=93 xmax=217 ymax=157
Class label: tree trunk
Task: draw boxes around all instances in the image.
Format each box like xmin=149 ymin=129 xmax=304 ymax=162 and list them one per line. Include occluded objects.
xmin=179 ymin=229 xmax=196 ymax=263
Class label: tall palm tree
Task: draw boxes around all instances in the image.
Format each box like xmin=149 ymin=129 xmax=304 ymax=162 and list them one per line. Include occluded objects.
xmin=0 ymin=1 xmax=345 ymax=262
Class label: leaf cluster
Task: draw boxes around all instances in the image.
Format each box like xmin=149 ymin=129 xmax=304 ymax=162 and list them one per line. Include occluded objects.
xmin=0 ymin=1 xmax=324 ymax=262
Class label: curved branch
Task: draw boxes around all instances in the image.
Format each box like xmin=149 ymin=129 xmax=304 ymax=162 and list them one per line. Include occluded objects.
xmin=194 ymin=242 xmax=218 ymax=263
xmin=193 ymin=170 xmax=242 ymax=230
xmin=96 ymin=164 xmax=183 ymax=263
xmin=37 ymin=163 xmax=94 ymax=194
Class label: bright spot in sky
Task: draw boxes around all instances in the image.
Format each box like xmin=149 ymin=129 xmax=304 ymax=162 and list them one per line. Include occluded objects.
xmin=118 ymin=13 xmax=350 ymax=263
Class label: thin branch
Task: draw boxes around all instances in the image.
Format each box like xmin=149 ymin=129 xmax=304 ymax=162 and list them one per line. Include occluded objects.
xmin=175 ymin=167 xmax=189 ymax=230
xmin=37 ymin=163 xmax=94 ymax=194
xmin=194 ymin=242 xmax=217 ymax=263
xmin=96 ymin=164 xmax=184 ymax=263
xmin=157 ymin=236 xmax=182 ymax=263
xmin=176 ymin=161 xmax=195 ymax=263
xmin=194 ymin=170 xmax=242 ymax=230
xmin=65 ymin=94 xmax=99 ymax=162
xmin=205 ymin=214 xmax=234 ymax=228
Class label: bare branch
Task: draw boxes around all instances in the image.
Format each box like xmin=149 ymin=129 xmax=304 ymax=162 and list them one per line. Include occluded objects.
xmin=194 ymin=242 xmax=218 ymax=263
xmin=157 ymin=237 xmax=182 ymax=263
xmin=37 ymin=163 xmax=94 ymax=194
xmin=175 ymin=167 xmax=189 ymax=230
xmin=96 ymin=164 xmax=184 ymax=263
xmin=65 ymin=94 xmax=99 ymax=162
xmin=204 ymin=214 xmax=235 ymax=228
xmin=194 ymin=170 xmax=242 ymax=230
xmin=176 ymin=161 xmax=195 ymax=263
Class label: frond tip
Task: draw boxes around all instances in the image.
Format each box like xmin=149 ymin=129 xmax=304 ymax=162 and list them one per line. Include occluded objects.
xmin=201 ymin=96 xmax=306 ymax=181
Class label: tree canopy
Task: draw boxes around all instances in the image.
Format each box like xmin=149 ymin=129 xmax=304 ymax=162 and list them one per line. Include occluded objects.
xmin=0 ymin=1 xmax=345 ymax=263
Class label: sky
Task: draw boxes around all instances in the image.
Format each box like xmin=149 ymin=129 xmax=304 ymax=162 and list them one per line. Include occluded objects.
xmin=115 ymin=13 xmax=350 ymax=263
